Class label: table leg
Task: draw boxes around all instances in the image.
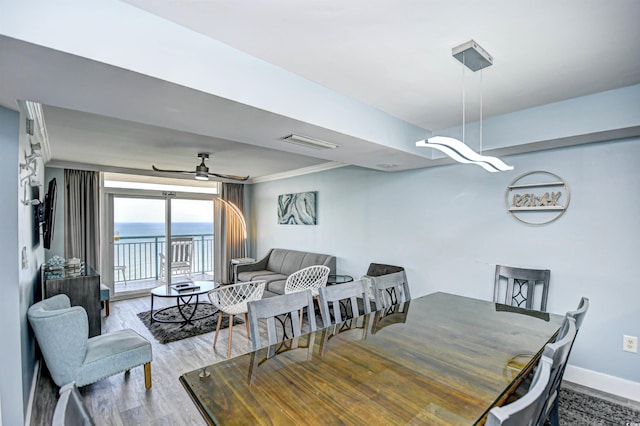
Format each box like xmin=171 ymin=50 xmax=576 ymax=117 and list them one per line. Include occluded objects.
xmin=150 ymin=294 xmax=155 ymax=324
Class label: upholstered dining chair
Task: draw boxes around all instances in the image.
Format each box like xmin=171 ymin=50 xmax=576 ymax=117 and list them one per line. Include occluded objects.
xmin=207 ymin=280 xmax=266 ymax=358
xmin=28 ymin=294 xmax=152 ymax=389
xmin=485 ymin=355 xmax=553 ymax=426
xmin=285 ymin=264 xmax=330 ymax=327
xmin=52 ymin=382 xmax=94 ymax=426
xmin=370 ymin=270 xmax=411 ymax=310
xmin=494 ymin=265 xmax=551 ymax=312
xmin=247 ymin=290 xmax=316 ymax=350
xmin=318 ymin=279 xmax=371 ymax=328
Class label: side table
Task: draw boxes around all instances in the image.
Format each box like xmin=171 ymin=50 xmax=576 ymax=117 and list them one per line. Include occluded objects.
xmin=327 ymin=274 xmax=354 ymax=286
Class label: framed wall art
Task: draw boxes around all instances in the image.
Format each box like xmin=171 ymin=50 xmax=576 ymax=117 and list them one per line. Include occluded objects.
xmin=277 ymin=191 xmax=317 ymax=225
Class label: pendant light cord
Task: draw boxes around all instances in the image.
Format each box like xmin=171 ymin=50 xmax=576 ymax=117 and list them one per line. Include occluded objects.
xmin=462 ymin=52 xmax=466 ymax=145
xmin=480 ymin=67 xmax=483 ymax=154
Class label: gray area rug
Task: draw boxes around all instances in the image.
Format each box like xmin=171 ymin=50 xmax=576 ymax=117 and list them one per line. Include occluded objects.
xmin=558 ymin=388 xmax=640 ymax=425
xmin=137 ymin=304 xmax=243 ymax=344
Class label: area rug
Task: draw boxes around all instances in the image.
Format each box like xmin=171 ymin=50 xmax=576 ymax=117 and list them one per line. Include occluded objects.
xmin=137 ymin=304 xmax=243 ymax=344
xmin=557 ymin=387 xmax=640 ymax=426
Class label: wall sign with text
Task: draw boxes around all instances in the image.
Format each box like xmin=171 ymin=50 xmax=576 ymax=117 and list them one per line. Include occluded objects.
xmin=505 ymin=171 xmax=570 ymax=225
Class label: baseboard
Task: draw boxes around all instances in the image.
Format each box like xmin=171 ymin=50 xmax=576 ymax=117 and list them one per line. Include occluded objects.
xmin=564 ymin=364 xmax=640 ymax=403
xmin=24 ymin=360 xmax=40 ymax=426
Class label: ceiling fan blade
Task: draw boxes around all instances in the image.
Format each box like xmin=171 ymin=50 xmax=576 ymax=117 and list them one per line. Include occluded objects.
xmin=208 ymin=172 xmax=250 ymax=181
xmin=152 ymin=165 xmax=195 ymax=175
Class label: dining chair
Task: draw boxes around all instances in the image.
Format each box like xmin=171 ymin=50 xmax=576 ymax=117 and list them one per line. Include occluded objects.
xmin=285 ymin=264 xmax=330 ymax=327
xmin=567 ymin=296 xmax=589 ymax=331
xmin=494 ymin=265 xmax=551 ymax=312
xmin=318 ymin=279 xmax=371 ymax=327
xmin=247 ymin=289 xmax=317 ymax=350
xmin=485 ymin=355 xmax=553 ymax=426
xmin=52 ymin=382 xmax=95 ymax=426
xmin=370 ymin=270 xmax=411 ymax=310
xmin=207 ymin=280 xmax=266 ymax=358
xmin=546 ymin=301 xmax=586 ymax=426
xmin=27 ymin=294 xmax=152 ymax=389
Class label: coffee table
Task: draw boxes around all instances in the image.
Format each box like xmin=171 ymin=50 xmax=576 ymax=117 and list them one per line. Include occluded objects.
xmin=150 ymin=281 xmax=218 ymax=327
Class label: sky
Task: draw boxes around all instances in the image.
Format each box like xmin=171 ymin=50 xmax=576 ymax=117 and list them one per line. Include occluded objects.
xmin=114 ymin=197 xmax=213 ymax=223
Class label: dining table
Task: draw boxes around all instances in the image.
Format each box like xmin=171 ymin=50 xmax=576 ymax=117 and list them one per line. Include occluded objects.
xmin=179 ymin=291 xmax=564 ymax=425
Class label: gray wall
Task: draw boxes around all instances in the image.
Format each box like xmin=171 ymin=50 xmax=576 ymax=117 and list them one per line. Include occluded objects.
xmin=249 ymin=136 xmax=640 ymax=385
xmin=0 ymin=106 xmax=42 ymax=425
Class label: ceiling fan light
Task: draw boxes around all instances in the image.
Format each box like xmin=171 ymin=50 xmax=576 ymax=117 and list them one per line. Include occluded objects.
xmin=195 ymin=172 xmax=209 ymax=181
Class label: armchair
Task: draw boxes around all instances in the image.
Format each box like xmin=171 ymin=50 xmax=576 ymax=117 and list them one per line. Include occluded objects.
xmin=27 ymin=294 xmax=152 ymax=389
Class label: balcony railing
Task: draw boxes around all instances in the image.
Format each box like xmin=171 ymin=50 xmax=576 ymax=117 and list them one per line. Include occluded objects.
xmin=114 ymin=233 xmax=214 ymax=282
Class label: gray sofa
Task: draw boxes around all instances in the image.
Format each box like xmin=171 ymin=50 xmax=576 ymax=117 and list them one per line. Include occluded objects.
xmin=236 ymin=248 xmax=336 ymax=297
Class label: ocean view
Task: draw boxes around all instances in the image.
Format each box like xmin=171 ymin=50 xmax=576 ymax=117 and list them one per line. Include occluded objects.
xmin=113 ymin=222 xmax=214 ymax=282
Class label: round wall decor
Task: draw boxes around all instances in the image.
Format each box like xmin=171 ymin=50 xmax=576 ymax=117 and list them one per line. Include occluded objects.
xmin=505 ymin=170 xmax=570 ymax=225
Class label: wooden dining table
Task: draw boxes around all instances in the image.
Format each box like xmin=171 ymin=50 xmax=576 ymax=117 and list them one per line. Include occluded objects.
xmin=179 ymin=291 xmax=564 ymax=425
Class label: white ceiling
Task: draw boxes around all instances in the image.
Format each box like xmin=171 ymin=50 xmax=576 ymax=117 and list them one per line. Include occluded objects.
xmin=1 ymin=0 xmax=639 ymax=182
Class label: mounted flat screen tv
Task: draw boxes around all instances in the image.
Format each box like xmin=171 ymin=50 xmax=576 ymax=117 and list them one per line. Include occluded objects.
xmin=42 ymin=178 xmax=57 ymax=250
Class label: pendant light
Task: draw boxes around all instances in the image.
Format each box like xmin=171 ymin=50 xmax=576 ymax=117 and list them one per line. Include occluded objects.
xmin=416 ymin=40 xmax=513 ymax=173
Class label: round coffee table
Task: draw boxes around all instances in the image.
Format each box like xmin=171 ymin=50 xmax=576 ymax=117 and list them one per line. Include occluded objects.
xmin=150 ymin=281 xmax=219 ymax=326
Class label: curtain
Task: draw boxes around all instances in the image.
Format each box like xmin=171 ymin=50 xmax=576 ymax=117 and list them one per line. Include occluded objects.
xmin=214 ymin=183 xmax=245 ymax=283
xmin=64 ymin=170 xmax=100 ymax=272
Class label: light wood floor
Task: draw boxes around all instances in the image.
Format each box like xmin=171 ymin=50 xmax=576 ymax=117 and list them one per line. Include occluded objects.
xmin=31 ymin=295 xmax=258 ymax=426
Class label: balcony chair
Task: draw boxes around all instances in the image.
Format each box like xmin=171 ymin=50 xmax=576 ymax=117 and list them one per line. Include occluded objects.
xmin=494 ymin=265 xmax=550 ymax=312
xmin=28 ymin=294 xmax=152 ymax=389
xmin=159 ymin=237 xmax=194 ymax=282
xmin=207 ymin=280 xmax=266 ymax=358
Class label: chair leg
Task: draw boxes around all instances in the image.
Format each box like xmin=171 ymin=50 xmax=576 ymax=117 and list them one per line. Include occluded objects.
xmin=227 ymin=314 xmax=234 ymax=358
xmin=213 ymin=312 xmax=223 ymax=348
xmin=144 ymin=363 xmax=152 ymax=389
xmin=244 ymin=312 xmax=250 ymax=339
xmin=105 ymin=300 xmax=110 ymax=316
xmin=315 ymin=296 xmax=324 ymax=327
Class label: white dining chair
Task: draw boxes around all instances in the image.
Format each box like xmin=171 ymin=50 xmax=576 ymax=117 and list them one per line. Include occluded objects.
xmin=285 ymin=265 xmax=330 ymax=328
xmin=208 ymin=281 xmax=266 ymax=358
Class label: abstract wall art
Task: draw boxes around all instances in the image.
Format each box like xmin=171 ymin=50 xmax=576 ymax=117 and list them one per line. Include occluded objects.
xmin=277 ymin=191 xmax=317 ymax=225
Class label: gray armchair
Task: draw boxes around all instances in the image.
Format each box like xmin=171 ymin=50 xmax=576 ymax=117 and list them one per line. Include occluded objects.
xmin=27 ymin=294 xmax=152 ymax=389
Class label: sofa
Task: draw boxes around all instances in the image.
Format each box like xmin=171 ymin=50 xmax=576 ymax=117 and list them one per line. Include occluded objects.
xmin=236 ymin=248 xmax=336 ymax=297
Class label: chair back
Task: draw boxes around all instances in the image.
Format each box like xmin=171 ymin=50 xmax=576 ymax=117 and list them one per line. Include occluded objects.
xmin=284 ymin=265 xmax=330 ymax=295
xmin=52 ymin=382 xmax=95 ymax=426
xmin=494 ymin=265 xmax=550 ymax=312
xmin=208 ymin=281 xmax=266 ymax=315
xmin=365 ymin=263 xmax=404 ymax=277
xmin=485 ymin=355 xmax=553 ymax=426
xmin=27 ymin=294 xmax=88 ymax=386
xmin=318 ymin=279 xmax=371 ymax=327
xmin=567 ymin=296 xmax=589 ymax=331
xmin=538 ymin=316 xmax=577 ymax=424
xmin=169 ymin=237 xmax=194 ymax=263
xmin=370 ymin=270 xmax=411 ymax=310
xmin=247 ymin=290 xmax=316 ymax=350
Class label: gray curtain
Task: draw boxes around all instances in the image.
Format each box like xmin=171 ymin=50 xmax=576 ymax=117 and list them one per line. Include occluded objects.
xmin=64 ymin=170 xmax=100 ymax=272
xmin=216 ymin=183 xmax=246 ymax=283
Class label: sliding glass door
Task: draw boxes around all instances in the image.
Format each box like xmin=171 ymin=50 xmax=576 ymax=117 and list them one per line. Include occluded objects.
xmin=103 ymin=184 xmax=216 ymax=298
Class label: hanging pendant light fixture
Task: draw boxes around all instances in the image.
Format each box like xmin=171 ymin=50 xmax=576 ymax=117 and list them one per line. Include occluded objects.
xmin=416 ymin=40 xmax=513 ymax=173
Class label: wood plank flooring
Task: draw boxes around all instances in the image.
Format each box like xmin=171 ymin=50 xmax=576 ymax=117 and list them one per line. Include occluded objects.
xmin=31 ymin=295 xmax=258 ymax=426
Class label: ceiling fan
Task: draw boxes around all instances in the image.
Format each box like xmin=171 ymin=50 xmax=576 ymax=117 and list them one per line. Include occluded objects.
xmin=152 ymin=153 xmax=249 ymax=182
